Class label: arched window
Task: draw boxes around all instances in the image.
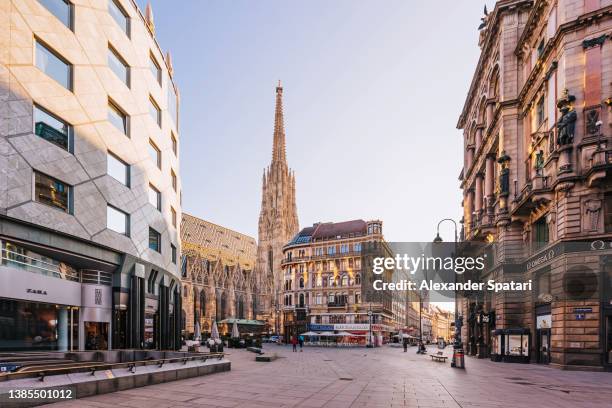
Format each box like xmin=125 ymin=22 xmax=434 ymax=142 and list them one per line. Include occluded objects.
xmin=328 ymin=276 xmax=334 ymax=287
xmin=316 ymin=275 xmax=322 ymax=287
xmin=200 ymin=290 xmax=206 ymax=317
xmin=237 ymin=296 xmax=245 ymax=319
xmin=299 ymin=277 xmax=304 ymax=288
xmin=341 ymin=275 xmax=348 ymax=286
xmin=299 ymin=293 xmax=305 ymax=307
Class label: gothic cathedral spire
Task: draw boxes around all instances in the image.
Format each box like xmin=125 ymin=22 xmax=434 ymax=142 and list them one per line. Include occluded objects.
xmin=255 ymin=82 xmax=299 ymax=321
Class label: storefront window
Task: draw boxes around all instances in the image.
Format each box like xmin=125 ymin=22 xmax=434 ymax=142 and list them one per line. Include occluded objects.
xmin=0 ymin=299 xmax=77 ymax=351
xmin=506 ymin=334 xmax=529 ymax=356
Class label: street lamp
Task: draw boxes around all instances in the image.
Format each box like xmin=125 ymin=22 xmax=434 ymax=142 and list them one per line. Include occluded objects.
xmin=433 ymin=218 xmax=463 ymax=366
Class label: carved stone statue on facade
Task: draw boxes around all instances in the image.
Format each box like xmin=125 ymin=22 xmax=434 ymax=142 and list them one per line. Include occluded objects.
xmin=535 ymin=150 xmax=544 ymax=175
xmin=556 ymin=89 xmax=577 ymax=146
xmin=585 ymin=199 xmax=602 ymax=231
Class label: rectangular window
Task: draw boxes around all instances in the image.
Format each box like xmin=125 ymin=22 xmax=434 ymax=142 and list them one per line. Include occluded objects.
xmin=34 ymin=171 xmax=70 ymax=213
xmin=605 ymin=193 xmax=612 ymax=233
xmin=171 ymin=132 xmax=177 ymax=155
xmin=108 ymin=45 xmax=130 ymax=87
xmin=533 ymin=217 xmax=549 ymax=250
xmin=148 ymin=227 xmax=161 ymax=252
xmin=107 ymin=205 xmax=129 ymax=235
xmin=148 ymin=184 xmax=161 ymax=211
xmin=536 ymin=96 xmax=545 ymax=127
xmin=171 ymin=169 xmax=177 ymax=191
xmin=39 ymin=0 xmax=72 ymax=29
xmin=171 ymin=244 xmax=177 ymax=264
xmin=148 ymin=139 xmax=161 ymax=169
xmin=108 ymin=101 xmax=128 ymax=135
xmin=536 ymin=38 xmax=545 ymax=59
xmin=107 ymin=152 xmax=129 ymax=186
xmin=109 ymin=0 xmax=129 ymax=37
xmin=168 ymin=83 xmax=178 ymax=127
xmin=149 ymin=53 xmax=161 ymax=85
xmin=149 ymin=97 xmax=161 ymax=127
xmin=171 ymin=207 xmax=177 ymax=227
xmin=33 ymin=104 xmax=70 ymax=150
xmin=35 ymin=40 xmax=72 ymax=90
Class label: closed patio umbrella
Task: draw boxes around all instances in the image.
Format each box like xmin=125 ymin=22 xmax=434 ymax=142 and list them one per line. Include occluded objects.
xmin=194 ymin=320 xmax=201 ymax=341
xmin=231 ymin=321 xmax=240 ymax=338
xmin=211 ymin=320 xmax=220 ymax=340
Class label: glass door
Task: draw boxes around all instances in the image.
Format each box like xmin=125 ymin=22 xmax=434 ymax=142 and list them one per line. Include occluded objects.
xmin=537 ymin=328 xmax=550 ymax=364
xmin=606 ymin=315 xmax=612 ymax=365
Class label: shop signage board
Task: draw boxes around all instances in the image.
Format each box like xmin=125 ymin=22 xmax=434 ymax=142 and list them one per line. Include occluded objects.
xmin=573 ymin=307 xmax=592 ymax=313
xmin=334 ymin=323 xmax=369 ymax=331
xmin=308 ymin=324 xmax=334 ymax=331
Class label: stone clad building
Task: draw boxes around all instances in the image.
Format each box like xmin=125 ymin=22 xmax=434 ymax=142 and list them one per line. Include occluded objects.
xmin=457 ymin=0 xmax=612 ymax=369
xmin=180 ymin=213 xmax=257 ymax=337
xmin=1 ymin=1 xmax=182 ymax=351
xmin=254 ymin=83 xmax=299 ymax=328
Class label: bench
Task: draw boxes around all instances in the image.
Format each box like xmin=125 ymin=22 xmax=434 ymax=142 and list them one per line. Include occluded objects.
xmin=431 ymin=351 xmax=447 ymax=362
xmin=255 ymin=353 xmax=277 ymax=362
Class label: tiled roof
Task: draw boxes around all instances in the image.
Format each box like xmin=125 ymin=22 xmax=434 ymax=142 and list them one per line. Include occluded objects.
xmin=181 ymin=213 xmax=256 ymax=269
xmin=312 ymin=219 xmax=367 ymax=240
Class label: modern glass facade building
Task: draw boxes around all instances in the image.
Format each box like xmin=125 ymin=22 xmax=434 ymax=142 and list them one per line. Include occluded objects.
xmin=1 ymin=0 xmax=182 ymax=351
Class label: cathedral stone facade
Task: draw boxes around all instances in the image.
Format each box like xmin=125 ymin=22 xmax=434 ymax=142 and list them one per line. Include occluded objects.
xmin=180 ymin=213 xmax=257 ymax=337
xmin=255 ymin=83 xmax=300 ymax=327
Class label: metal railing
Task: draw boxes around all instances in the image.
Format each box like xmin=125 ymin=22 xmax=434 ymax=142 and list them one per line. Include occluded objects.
xmin=81 ymin=269 xmax=113 ymax=286
xmin=0 ymin=244 xmax=78 ymax=282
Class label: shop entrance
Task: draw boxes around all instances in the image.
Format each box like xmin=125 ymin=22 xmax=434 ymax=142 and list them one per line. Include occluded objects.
xmin=537 ymin=328 xmax=551 ymax=364
xmin=84 ymin=322 xmax=109 ymax=350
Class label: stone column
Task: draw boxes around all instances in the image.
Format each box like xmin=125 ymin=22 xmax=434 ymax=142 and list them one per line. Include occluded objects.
xmin=486 ymin=102 xmax=495 ymax=126
xmin=476 ymin=128 xmax=483 ymax=150
xmin=475 ymin=174 xmax=483 ymax=216
xmin=467 ymin=147 xmax=475 ymax=169
xmin=57 ymin=306 xmax=68 ymax=351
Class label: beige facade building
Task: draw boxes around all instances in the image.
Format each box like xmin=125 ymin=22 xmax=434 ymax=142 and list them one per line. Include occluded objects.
xmin=457 ymin=0 xmax=612 ymax=369
xmin=254 ymin=83 xmax=299 ymax=328
xmin=1 ymin=0 xmax=182 ymax=351
xmin=280 ymin=220 xmax=419 ymax=344
xmin=180 ymin=213 xmax=258 ymax=337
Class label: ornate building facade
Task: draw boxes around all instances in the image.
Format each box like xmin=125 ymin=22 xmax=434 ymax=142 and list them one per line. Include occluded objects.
xmin=180 ymin=213 xmax=257 ymax=337
xmin=255 ymin=83 xmax=299 ymax=328
xmin=457 ymin=0 xmax=612 ymax=370
xmin=280 ymin=220 xmax=420 ymax=344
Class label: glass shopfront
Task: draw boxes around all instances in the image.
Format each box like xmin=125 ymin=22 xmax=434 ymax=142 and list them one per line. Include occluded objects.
xmin=491 ymin=328 xmax=530 ymax=363
xmin=0 ymin=299 xmax=78 ymax=351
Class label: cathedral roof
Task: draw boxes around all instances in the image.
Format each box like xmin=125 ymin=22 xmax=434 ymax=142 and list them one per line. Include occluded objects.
xmin=181 ymin=213 xmax=256 ymax=269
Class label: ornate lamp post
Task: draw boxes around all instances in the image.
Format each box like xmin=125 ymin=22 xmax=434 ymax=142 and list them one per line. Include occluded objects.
xmin=433 ymin=218 xmax=464 ymax=366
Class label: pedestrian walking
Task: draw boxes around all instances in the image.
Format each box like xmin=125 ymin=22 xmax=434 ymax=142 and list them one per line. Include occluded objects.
xmin=298 ymin=335 xmax=304 ymax=351
xmin=403 ymin=338 xmax=408 ymax=352
xmin=291 ymin=335 xmax=297 ymax=352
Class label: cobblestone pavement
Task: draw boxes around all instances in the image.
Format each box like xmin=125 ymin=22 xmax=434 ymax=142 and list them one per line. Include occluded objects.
xmin=43 ymin=345 xmax=612 ymax=408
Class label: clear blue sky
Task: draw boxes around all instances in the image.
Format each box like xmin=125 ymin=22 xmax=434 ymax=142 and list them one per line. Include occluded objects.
xmin=139 ymin=0 xmax=495 ymax=242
